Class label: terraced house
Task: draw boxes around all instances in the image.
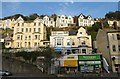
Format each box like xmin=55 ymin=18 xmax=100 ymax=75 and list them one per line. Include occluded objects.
xmin=78 ymin=13 xmax=94 ymax=27
xmin=12 ymin=16 xmax=47 ymax=48
xmin=56 ymin=15 xmax=75 ymax=28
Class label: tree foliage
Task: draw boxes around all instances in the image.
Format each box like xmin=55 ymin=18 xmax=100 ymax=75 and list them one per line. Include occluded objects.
xmin=15 ymin=47 xmax=59 ymax=62
xmin=105 ymin=11 xmax=120 ymax=20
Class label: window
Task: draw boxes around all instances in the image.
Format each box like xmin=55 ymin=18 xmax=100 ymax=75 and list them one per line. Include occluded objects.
xmin=80 ymin=32 xmax=82 ymax=34
xmin=72 ymin=42 xmax=75 ymax=45
xmin=80 ymin=19 xmax=83 ymax=22
xmin=39 ymin=23 xmax=41 ymax=26
xmin=21 ymin=35 xmax=22 ymax=40
xmin=35 ymin=35 xmax=37 ymax=40
xmin=17 ymin=35 xmax=20 ymax=40
xmin=28 ymin=42 xmax=31 ymax=47
xmin=22 ymin=28 xmax=24 ymax=32
xmin=22 ymin=23 xmax=24 ymax=26
xmin=117 ymin=34 xmax=120 ymax=40
xmin=38 ymin=28 xmax=40 ymax=32
xmin=17 ymin=28 xmax=19 ymax=32
xmin=17 ymin=42 xmax=20 ymax=47
xmin=118 ymin=45 xmax=120 ymax=51
xmin=82 ymin=41 xmax=85 ymax=45
xmin=67 ymin=42 xmax=70 ymax=46
xmin=112 ymin=34 xmax=115 ymax=40
xmin=57 ymin=38 xmax=62 ymax=45
xmin=29 ymin=35 xmax=31 ymax=40
xmin=82 ymin=49 xmax=86 ymax=54
xmin=29 ymin=28 xmax=31 ymax=32
xmin=25 ymin=42 xmax=27 ymax=46
xmin=18 ymin=23 xmax=20 ymax=26
xmin=34 ymin=23 xmax=36 ymax=26
xmin=34 ymin=28 xmax=36 ymax=32
xmin=112 ymin=45 xmax=116 ymax=52
xmin=34 ymin=42 xmax=37 ymax=46
xmin=26 ymin=28 xmax=28 ymax=32
xmin=25 ymin=36 xmax=27 ymax=40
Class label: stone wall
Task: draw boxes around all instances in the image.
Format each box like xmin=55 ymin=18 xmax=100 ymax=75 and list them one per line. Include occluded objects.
xmin=2 ymin=56 xmax=43 ymax=74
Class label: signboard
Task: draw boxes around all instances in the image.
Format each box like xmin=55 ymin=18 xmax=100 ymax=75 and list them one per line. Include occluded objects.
xmin=64 ymin=60 xmax=78 ymax=67
xmin=78 ymin=55 xmax=101 ymax=60
xmin=64 ymin=55 xmax=78 ymax=60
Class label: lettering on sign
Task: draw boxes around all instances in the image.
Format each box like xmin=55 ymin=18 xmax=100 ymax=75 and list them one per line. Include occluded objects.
xmin=67 ymin=56 xmax=75 ymax=59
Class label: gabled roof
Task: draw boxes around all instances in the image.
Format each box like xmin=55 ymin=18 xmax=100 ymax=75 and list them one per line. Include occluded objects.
xmin=78 ymin=13 xmax=92 ymax=19
xmin=69 ymin=30 xmax=78 ymax=35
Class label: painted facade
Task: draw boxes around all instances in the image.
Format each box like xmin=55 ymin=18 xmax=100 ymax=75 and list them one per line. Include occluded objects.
xmin=50 ymin=27 xmax=92 ymax=55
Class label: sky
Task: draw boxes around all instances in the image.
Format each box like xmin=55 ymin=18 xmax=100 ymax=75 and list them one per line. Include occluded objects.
xmin=2 ymin=2 xmax=118 ymax=18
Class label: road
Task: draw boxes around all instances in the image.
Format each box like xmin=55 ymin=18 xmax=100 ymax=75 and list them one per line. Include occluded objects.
xmin=1 ymin=72 xmax=120 ymax=79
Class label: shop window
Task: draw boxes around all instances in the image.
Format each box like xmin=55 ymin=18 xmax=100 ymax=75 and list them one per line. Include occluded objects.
xmin=112 ymin=45 xmax=116 ymax=52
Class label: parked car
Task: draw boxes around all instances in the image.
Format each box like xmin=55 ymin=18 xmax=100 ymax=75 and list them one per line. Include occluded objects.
xmin=0 ymin=70 xmax=12 ymax=76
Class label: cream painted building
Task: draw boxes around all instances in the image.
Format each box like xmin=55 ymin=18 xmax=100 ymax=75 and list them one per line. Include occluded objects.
xmin=107 ymin=20 xmax=120 ymax=27
xmin=56 ymin=15 xmax=75 ymax=28
xmin=12 ymin=16 xmax=47 ymax=48
xmin=50 ymin=27 xmax=92 ymax=55
xmin=96 ymin=29 xmax=120 ymax=72
xmin=78 ymin=14 xmax=94 ymax=27
xmin=0 ymin=18 xmax=16 ymax=29
xmin=43 ymin=16 xmax=55 ymax=27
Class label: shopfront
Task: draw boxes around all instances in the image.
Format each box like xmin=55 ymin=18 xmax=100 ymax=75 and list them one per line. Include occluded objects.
xmin=63 ymin=55 xmax=78 ymax=73
xmin=78 ymin=55 xmax=103 ymax=73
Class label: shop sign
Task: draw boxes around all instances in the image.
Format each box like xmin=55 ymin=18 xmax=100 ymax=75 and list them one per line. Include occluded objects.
xmin=64 ymin=60 xmax=78 ymax=67
xmin=64 ymin=55 xmax=78 ymax=60
xmin=78 ymin=55 xmax=101 ymax=60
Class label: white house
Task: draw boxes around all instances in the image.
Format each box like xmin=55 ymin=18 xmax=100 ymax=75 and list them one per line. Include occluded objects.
xmin=50 ymin=27 xmax=92 ymax=55
xmin=56 ymin=15 xmax=75 ymax=28
xmin=78 ymin=14 xmax=94 ymax=27
xmin=43 ymin=16 xmax=55 ymax=27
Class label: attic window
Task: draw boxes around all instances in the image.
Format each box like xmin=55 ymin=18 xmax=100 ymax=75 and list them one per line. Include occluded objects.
xmin=80 ymin=32 xmax=82 ymax=34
